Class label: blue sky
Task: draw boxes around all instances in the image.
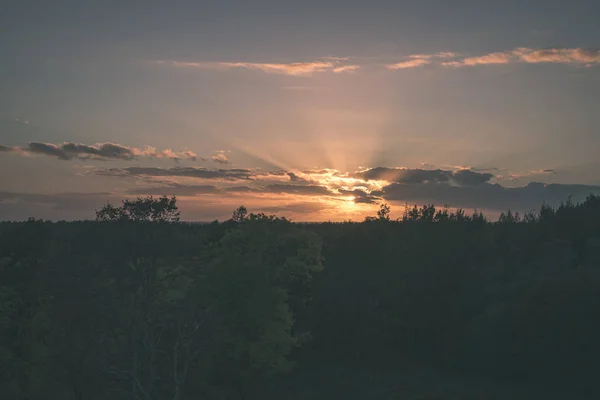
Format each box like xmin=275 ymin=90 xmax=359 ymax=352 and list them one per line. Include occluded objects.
xmin=1 ymin=0 xmax=600 ymax=221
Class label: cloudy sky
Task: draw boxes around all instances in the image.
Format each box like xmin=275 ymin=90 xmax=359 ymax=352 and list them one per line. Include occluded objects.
xmin=1 ymin=0 xmax=600 ymax=221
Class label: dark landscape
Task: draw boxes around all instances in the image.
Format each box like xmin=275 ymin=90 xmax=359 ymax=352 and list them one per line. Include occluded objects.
xmin=2 ymin=195 xmax=600 ymax=399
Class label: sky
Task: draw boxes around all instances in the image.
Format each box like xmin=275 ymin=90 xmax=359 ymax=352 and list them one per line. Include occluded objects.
xmin=1 ymin=0 xmax=600 ymax=221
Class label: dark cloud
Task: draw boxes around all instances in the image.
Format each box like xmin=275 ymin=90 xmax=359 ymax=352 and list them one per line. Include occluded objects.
xmin=354 ymin=167 xmax=494 ymax=185
xmin=97 ymin=167 xmax=254 ymax=180
xmin=128 ymin=184 xmax=220 ymax=196
xmin=0 ymin=142 xmax=197 ymax=161
xmin=354 ymin=167 xmax=452 ymax=184
xmin=338 ymin=188 xmax=382 ymax=204
xmin=472 ymin=167 xmax=502 ymax=173
xmin=287 ymin=172 xmax=308 ymax=182
xmin=264 ymin=184 xmax=333 ymax=196
xmin=453 ymin=169 xmax=494 ymax=185
xmin=61 ymin=142 xmax=136 ymax=160
xmin=0 ymin=145 xmax=18 ymax=153
xmin=380 ymin=182 xmax=600 ymax=212
xmin=28 ymin=142 xmax=70 ymax=160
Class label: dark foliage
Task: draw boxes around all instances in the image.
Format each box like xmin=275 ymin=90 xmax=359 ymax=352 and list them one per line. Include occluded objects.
xmin=95 ymin=195 xmax=180 ymax=222
xmin=2 ymin=195 xmax=600 ymax=399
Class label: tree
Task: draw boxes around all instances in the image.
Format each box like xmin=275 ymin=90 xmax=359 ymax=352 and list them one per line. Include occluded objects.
xmin=95 ymin=196 xmax=180 ymax=222
xmin=377 ymin=203 xmax=391 ymax=221
xmin=202 ymin=217 xmax=323 ymax=398
xmin=231 ymin=206 xmax=248 ymax=223
xmin=366 ymin=203 xmax=392 ymax=222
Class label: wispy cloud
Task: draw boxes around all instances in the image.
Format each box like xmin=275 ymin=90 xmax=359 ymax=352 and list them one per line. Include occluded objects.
xmin=502 ymin=169 xmax=557 ymax=181
xmin=387 ymin=52 xmax=458 ymax=69
xmin=444 ymin=47 xmax=600 ymax=67
xmin=333 ymin=65 xmax=360 ymax=73
xmin=158 ymin=48 xmax=599 ymax=75
xmin=442 ymin=52 xmax=513 ymax=67
xmin=158 ymin=59 xmax=348 ymax=76
xmin=517 ymin=48 xmax=600 ymax=64
xmin=408 ymin=52 xmax=458 ymax=60
xmin=14 ymin=117 xmax=30 ymax=125
xmin=0 ymin=141 xmax=198 ymax=161
xmin=387 ymin=58 xmax=431 ymax=69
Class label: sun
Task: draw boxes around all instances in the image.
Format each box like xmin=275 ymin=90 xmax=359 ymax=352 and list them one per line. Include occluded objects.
xmin=337 ymin=196 xmax=359 ymax=213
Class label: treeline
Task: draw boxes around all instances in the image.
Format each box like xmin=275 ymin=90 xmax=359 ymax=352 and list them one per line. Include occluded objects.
xmin=1 ymin=195 xmax=600 ymax=399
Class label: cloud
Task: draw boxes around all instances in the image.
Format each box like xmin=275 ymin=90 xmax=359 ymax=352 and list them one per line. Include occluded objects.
xmin=111 ymin=180 xmax=340 ymax=199
xmin=333 ymin=65 xmax=360 ymax=73
xmin=503 ymin=169 xmax=558 ymax=181
xmin=224 ymin=186 xmax=264 ymax=193
xmin=302 ymin=168 xmax=338 ymax=175
xmin=158 ymin=59 xmax=343 ymax=76
xmin=409 ymin=52 xmax=458 ymax=60
xmin=28 ymin=142 xmax=71 ymax=160
xmin=320 ymin=56 xmax=351 ymax=61
xmin=338 ymin=188 xmax=382 ymax=204
xmin=96 ymin=166 xmax=254 ymax=180
xmin=264 ymin=184 xmax=333 ymax=196
xmin=159 ymin=56 xmax=362 ymax=76
xmin=380 ymin=181 xmax=600 ymax=213
xmin=211 ymin=151 xmax=231 ymax=165
xmin=517 ymin=48 xmax=600 ymax=64
xmin=0 ymin=145 xmax=18 ymax=153
xmin=387 ymin=52 xmax=458 ymax=69
xmin=138 ymin=147 xmax=198 ymax=161
xmin=128 ymin=184 xmax=220 ymax=196
xmin=287 ymin=172 xmax=308 ymax=182
xmin=387 ymin=59 xmax=431 ymax=69
xmin=444 ymin=47 xmax=600 ymax=67
xmin=354 ymin=167 xmax=451 ymax=184
xmin=5 ymin=159 xmax=600 ymax=221
xmin=159 ymin=48 xmax=600 ymax=75
xmin=1 ymin=141 xmax=197 ymax=161
xmin=453 ymin=169 xmax=495 ymax=185
xmin=353 ymin=167 xmax=494 ymax=186
xmin=442 ymin=52 xmax=513 ymax=67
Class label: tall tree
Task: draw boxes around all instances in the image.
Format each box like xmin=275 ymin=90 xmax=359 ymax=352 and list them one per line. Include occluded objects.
xmin=95 ymin=196 xmax=180 ymax=222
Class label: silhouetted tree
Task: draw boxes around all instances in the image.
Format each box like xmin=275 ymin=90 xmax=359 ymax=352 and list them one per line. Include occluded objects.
xmin=95 ymin=196 xmax=180 ymax=222
xmin=231 ymin=205 xmax=248 ymax=223
xmin=377 ymin=203 xmax=391 ymax=221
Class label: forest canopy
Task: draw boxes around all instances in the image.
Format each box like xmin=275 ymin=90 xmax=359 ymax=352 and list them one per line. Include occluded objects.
xmin=1 ymin=194 xmax=600 ymax=399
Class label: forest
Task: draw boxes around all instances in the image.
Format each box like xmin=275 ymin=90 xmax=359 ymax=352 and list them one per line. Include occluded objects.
xmin=1 ymin=195 xmax=600 ymax=399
